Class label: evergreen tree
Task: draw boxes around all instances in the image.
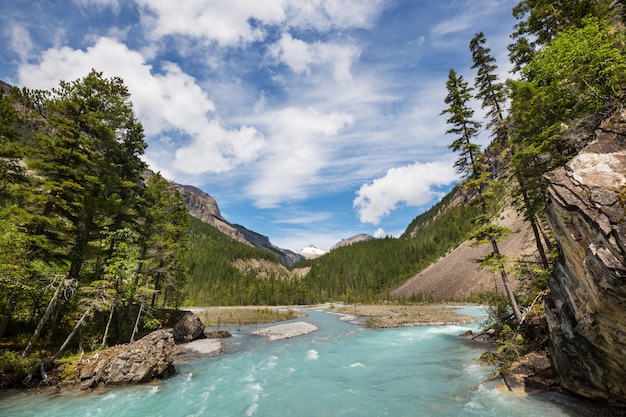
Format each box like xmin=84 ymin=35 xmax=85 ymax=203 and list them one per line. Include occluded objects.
xmin=441 ymin=69 xmax=522 ymax=323
xmin=21 ymin=70 xmax=148 ymax=356
xmin=469 ymin=32 xmax=550 ymax=271
xmin=509 ymin=0 xmax=613 ymax=73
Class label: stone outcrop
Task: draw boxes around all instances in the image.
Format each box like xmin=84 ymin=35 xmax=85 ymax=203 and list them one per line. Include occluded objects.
xmin=173 ymin=311 xmax=206 ymax=343
xmin=77 ymin=329 xmax=176 ymax=389
xmin=544 ymin=117 xmax=626 ymax=404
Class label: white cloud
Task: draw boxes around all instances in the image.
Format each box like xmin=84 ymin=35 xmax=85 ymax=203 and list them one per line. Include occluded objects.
xmin=285 ymin=0 xmax=388 ymax=31
xmin=133 ymin=0 xmax=387 ymax=48
xmin=135 ymin=0 xmax=286 ymax=46
xmin=6 ymin=23 xmax=33 ymax=62
xmin=246 ymin=106 xmax=353 ymax=207
xmin=16 ymin=37 xmax=266 ymax=176
xmin=174 ymin=121 xmax=265 ymax=174
xmin=353 ymin=160 xmax=459 ymax=224
xmin=373 ymin=227 xmax=386 ymax=238
xmin=268 ymin=33 xmax=360 ymax=83
xmin=75 ymin=0 xmax=120 ymax=13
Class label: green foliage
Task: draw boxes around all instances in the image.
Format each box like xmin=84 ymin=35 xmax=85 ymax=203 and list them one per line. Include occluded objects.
xmin=184 ymin=216 xmax=303 ymax=306
xmin=440 ymin=69 xmax=483 ymax=178
xmin=0 ymin=72 xmax=192 ymax=358
xmin=526 ymin=17 xmax=626 ymax=116
xmin=301 ymin=195 xmax=483 ymax=303
xmin=0 ymin=350 xmax=40 ymax=387
xmin=508 ymin=0 xmax=614 ymax=71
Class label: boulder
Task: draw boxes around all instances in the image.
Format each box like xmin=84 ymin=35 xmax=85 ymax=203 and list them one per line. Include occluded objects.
xmin=544 ymin=114 xmax=626 ymax=404
xmin=78 ymin=329 xmax=176 ymax=389
xmin=173 ymin=311 xmax=206 ymax=343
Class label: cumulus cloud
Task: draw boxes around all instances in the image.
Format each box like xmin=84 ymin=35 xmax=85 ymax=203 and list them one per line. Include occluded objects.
xmin=268 ymin=33 xmax=360 ymax=83
xmin=246 ymin=106 xmax=353 ymax=208
xmin=135 ymin=0 xmax=286 ymax=46
xmin=17 ymin=37 xmax=266 ymax=175
xmin=133 ymin=0 xmax=387 ymax=48
xmin=174 ymin=122 xmax=265 ymax=174
xmin=353 ymin=161 xmax=459 ymax=224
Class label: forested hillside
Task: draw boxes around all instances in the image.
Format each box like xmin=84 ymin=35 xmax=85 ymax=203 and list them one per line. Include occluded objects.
xmin=185 ymin=216 xmax=304 ymax=306
xmin=298 ymin=189 xmax=484 ymax=302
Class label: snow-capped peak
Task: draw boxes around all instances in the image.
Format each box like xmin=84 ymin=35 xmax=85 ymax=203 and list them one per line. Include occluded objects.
xmin=298 ymin=244 xmax=328 ymax=259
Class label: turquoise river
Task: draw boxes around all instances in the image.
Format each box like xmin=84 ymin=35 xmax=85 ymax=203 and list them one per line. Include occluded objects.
xmin=0 ymin=307 xmax=614 ymax=416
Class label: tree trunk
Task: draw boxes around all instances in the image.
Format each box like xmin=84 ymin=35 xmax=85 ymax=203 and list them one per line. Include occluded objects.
xmin=130 ymin=302 xmax=143 ymax=343
xmin=491 ymin=239 xmax=523 ymax=323
xmin=48 ymin=305 xmax=92 ymax=363
xmin=22 ymin=276 xmax=65 ymax=357
xmin=519 ymin=182 xmax=549 ymax=270
xmin=101 ymin=303 xmax=115 ymax=348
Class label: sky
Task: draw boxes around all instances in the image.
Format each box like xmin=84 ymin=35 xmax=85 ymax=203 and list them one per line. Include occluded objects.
xmin=0 ymin=0 xmax=519 ymax=252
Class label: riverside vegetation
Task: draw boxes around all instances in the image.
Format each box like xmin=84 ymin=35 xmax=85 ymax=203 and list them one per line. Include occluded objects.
xmin=1 ymin=0 xmax=625 ymax=399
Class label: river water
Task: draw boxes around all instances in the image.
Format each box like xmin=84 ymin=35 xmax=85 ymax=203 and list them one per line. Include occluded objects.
xmin=0 ymin=307 xmax=611 ymax=416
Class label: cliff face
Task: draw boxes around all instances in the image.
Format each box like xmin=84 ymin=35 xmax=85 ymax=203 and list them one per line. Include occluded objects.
xmin=544 ymin=114 xmax=626 ymax=403
xmin=173 ymin=183 xmax=304 ymax=266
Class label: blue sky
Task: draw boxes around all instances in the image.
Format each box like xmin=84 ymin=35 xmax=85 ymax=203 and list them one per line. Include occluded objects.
xmin=1 ymin=0 xmax=518 ymax=251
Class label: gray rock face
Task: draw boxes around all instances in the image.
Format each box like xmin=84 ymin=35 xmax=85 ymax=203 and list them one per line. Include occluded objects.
xmin=173 ymin=311 xmax=206 ymax=343
xmin=544 ymin=118 xmax=626 ymax=403
xmin=78 ymin=329 xmax=176 ymax=389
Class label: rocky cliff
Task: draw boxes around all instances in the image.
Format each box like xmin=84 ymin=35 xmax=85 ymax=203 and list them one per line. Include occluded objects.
xmin=174 ymin=184 xmax=303 ymax=266
xmin=544 ymin=113 xmax=626 ymax=404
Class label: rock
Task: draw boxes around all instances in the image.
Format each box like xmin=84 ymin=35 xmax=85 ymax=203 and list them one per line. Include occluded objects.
xmin=78 ymin=329 xmax=176 ymax=389
xmin=459 ymin=330 xmax=474 ymax=338
xmin=544 ymin=115 xmax=626 ymax=404
xmin=173 ymin=311 xmax=206 ymax=343
xmin=251 ymin=321 xmax=318 ymax=341
xmin=497 ymin=350 xmax=559 ymax=394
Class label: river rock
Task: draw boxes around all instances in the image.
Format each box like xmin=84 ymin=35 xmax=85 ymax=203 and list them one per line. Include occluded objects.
xmin=78 ymin=329 xmax=176 ymax=389
xmin=544 ymin=114 xmax=626 ymax=404
xmin=173 ymin=311 xmax=206 ymax=342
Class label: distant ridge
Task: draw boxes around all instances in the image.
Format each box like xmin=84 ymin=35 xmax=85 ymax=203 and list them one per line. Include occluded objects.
xmin=173 ymin=182 xmax=304 ymax=266
xmin=330 ymin=233 xmax=375 ymax=250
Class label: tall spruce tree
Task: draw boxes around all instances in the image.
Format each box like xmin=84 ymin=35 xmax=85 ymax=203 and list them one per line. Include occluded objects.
xmin=441 ymin=69 xmax=522 ymax=323
xmin=21 ymin=70 xmax=148 ymax=356
xmin=469 ymin=32 xmax=550 ymax=271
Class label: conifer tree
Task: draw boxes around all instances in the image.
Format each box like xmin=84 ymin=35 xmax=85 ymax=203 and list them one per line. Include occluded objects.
xmin=469 ymin=32 xmax=550 ymax=270
xmin=21 ymin=70 xmax=148 ymax=355
xmin=441 ymin=69 xmax=522 ymax=323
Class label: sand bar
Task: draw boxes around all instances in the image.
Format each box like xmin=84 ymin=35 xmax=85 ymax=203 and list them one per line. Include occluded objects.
xmin=251 ymin=321 xmax=318 ymax=341
xmin=178 ymin=338 xmax=223 ymax=355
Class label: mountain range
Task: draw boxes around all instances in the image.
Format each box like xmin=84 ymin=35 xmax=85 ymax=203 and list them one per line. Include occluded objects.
xmin=174 ymin=183 xmax=378 ymax=263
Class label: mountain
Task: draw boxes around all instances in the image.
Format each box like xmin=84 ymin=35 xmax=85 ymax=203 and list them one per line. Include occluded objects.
xmin=330 ymin=234 xmax=375 ymax=250
xmin=298 ymin=245 xmax=328 ymax=259
xmin=173 ymin=183 xmax=304 ymax=266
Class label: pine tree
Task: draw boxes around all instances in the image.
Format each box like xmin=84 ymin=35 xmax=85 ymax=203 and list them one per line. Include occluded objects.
xmin=469 ymin=32 xmax=550 ymax=271
xmin=441 ymin=69 xmax=522 ymax=323
xmin=21 ymin=70 xmax=148 ymax=355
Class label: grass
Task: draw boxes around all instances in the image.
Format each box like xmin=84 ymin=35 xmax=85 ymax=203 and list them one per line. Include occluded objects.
xmin=193 ymin=306 xmax=307 ymax=327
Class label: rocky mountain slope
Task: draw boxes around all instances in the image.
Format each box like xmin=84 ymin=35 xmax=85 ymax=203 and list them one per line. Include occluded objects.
xmin=330 ymin=234 xmax=375 ymax=250
xmin=173 ymin=184 xmax=304 ymax=266
xmin=392 ymin=207 xmax=533 ymax=300
xmin=543 ymin=111 xmax=626 ymax=403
